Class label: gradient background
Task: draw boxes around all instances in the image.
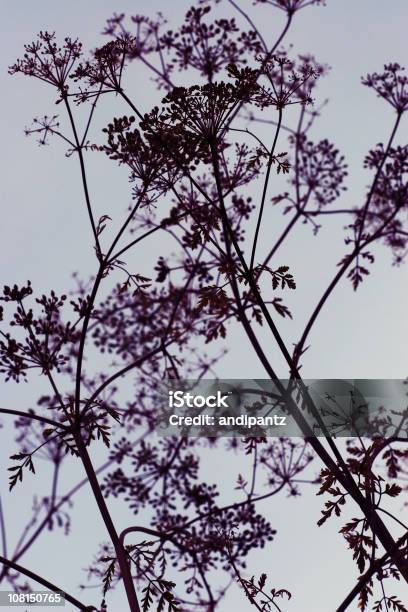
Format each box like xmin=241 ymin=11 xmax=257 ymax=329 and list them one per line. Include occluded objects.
xmin=1 ymin=1 xmax=407 ymax=610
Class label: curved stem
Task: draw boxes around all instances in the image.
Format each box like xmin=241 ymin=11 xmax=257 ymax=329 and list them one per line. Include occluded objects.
xmin=0 ymin=408 xmax=65 ymax=430
xmin=296 ymin=205 xmax=403 ymax=367
xmin=84 ymin=337 xmax=182 ymax=410
xmin=0 ymin=555 xmax=94 ymax=611
xmin=63 ymin=97 xmax=101 ymax=254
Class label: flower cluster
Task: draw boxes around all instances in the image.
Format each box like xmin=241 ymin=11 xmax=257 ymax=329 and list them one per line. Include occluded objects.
xmin=293 ymin=135 xmax=348 ymax=208
xmin=0 ymin=284 xmax=79 ymax=382
xmin=362 ymin=63 xmax=408 ymax=113
xmin=137 ymin=67 xmax=260 ymax=172
xmin=101 ymin=115 xmax=180 ymax=202
xmin=8 ymin=31 xmax=82 ymax=97
xmin=103 ymin=13 xmax=163 ymax=58
xmin=363 ymin=144 xmax=408 ymax=262
xmin=255 ymin=51 xmax=327 ymax=109
xmin=71 ymin=36 xmax=134 ymax=96
xmin=160 ymin=5 xmax=262 ymax=80
xmin=254 ymin=0 xmax=326 ymax=15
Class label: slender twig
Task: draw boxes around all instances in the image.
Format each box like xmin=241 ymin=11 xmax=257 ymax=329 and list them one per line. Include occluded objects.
xmin=0 ymin=408 xmax=66 ymax=430
xmin=227 ymin=0 xmax=268 ymax=52
xmin=13 ymin=460 xmax=60 ymax=562
xmin=296 ymin=199 xmax=405 ymax=368
xmin=356 ymin=112 xmax=402 ymax=246
xmin=0 ymin=499 xmax=6 ymax=559
xmin=63 ymin=96 xmax=101 ymax=253
xmin=250 ymin=108 xmax=283 ymax=269
xmin=84 ymin=337 xmax=184 ymax=410
xmin=0 ymin=555 xmax=94 ymax=611
xmin=81 ymin=86 xmax=103 ymax=147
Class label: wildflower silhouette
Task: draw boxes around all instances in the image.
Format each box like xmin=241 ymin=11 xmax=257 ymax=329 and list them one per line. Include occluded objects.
xmin=2 ymin=1 xmax=408 ymax=611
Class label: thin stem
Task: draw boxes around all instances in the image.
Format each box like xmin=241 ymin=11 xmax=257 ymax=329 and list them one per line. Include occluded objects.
xmin=74 ymin=265 xmax=104 ymax=418
xmin=229 ymin=127 xmax=269 ymax=152
xmin=63 ymin=96 xmax=101 ymax=254
xmin=106 ymin=187 xmax=148 ymax=263
xmin=261 ymin=210 xmax=301 ymax=269
xmin=74 ymin=188 xmax=148 ymax=419
xmin=0 ymin=408 xmax=65 ymax=430
xmin=227 ymin=0 xmax=268 ymax=52
xmin=84 ymin=337 xmax=183 ymax=410
xmin=356 ymin=112 xmax=402 ymax=245
xmin=13 ymin=461 xmax=60 ymax=562
xmin=0 ymin=555 xmax=94 ymax=611
xmin=250 ymin=108 xmax=283 ymax=269
xmin=228 ymin=553 xmax=263 ymax=612
xmin=296 ymin=201 xmax=404 ymax=367
xmin=110 ymin=216 xmax=181 ymax=263
xmin=223 ymin=12 xmax=293 ymax=129
xmin=377 ymin=507 xmax=408 ymax=531
xmin=0 ymin=499 xmax=6 ymax=558
xmin=81 ymin=86 xmax=103 ymax=147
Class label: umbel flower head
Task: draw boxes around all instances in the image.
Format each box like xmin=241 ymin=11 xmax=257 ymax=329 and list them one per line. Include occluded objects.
xmin=363 ymin=144 xmax=408 ymax=263
xmin=103 ymin=13 xmax=163 ymax=58
xmin=254 ymin=51 xmax=326 ymax=109
xmin=101 ymin=115 xmax=180 ymax=202
xmin=291 ymin=135 xmax=348 ymax=209
xmin=253 ymin=0 xmax=326 ymax=15
xmin=103 ymin=6 xmax=263 ymax=84
xmin=159 ymin=67 xmax=258 ymax=139
xmin=160 ymin=4 xmax=263 ymax=80
xmin=138 ymin=66 xmax=261 ymax=169
xmin=362 ymin=63 xmax=408 ymax=113
xmin=140 ymin=53 xmax=319 ymax=168
xmin=71 ymin=35 xmax=136 ymax=97
xmin=8 ymin=31 xmax=82 ymax=97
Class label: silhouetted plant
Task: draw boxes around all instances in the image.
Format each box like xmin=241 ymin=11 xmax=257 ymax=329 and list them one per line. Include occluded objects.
xmin=2 ymin=1 xmax=408 ymax=611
